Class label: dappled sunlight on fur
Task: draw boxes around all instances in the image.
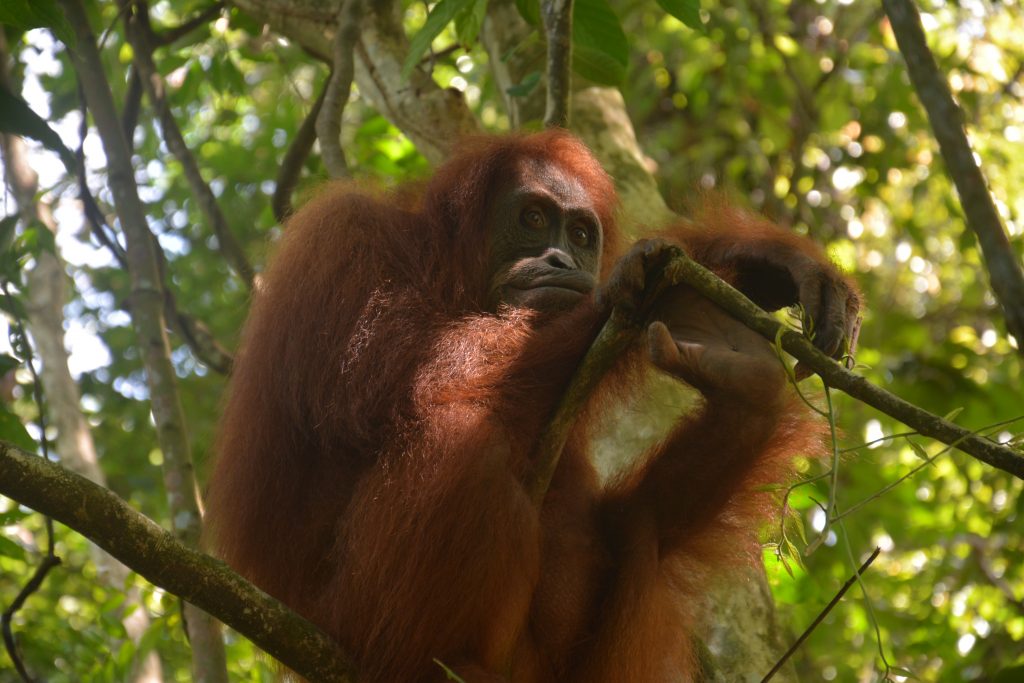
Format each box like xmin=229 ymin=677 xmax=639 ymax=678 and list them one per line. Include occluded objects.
xmin=205 ymin=130 xmax=854 ymax=682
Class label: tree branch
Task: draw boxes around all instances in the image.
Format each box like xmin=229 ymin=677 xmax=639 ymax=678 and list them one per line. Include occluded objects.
xmin=231 ymin=0 xmax=482 ymax=164
xmin=58 ymin=1 xmax=230 ymax=676
xmin=760 ymin=547 xmax=882 ymax=682
xmin=273 ymin=78 xmax=327 ymax=223
xmin=0 ymin=442 xmax=357 ymax=683
xmin=76 ymin=79 xmax=233 ymax=374
xmin=541 ymin=0 xmax=573 ymax=128
xmin=316 ymin=0 xmax=363 ymax=178
xmin=121 ymin=66 xmax=143 ymax=153
xmin=658 ymin=251 xmax=1024 ymax=478
xmin=121 ymin=0 xmax=256 ymax=290
xmin=883 ymin=0 xmax=1024 ymax=347
xmin=528 ymin=249 xmax=1024 ymax=501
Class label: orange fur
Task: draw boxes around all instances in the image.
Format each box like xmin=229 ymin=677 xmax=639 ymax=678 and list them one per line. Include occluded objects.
xmin=206 ymin=131 xmax=831 ymax=682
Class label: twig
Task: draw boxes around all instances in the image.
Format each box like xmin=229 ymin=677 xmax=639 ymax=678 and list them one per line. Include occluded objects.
xmin=883 ymin=0 xmax=1024 ymax=346
xmin=0 ymin=284 xmax=61 ymax=683
xmin=804 ymin=385 xmax=841 ymax=555
xmin=273 ymin=81 xmax=327 ymax=223
xmin=1000 ymin=62 xmax=1024 ymax=98
xmin=541 ymin=0 xmax=574 ymax=128
xmin=0 ymin=441 xmax=357 ymax=683
xmin=166 ymin=299 xmax=234 ymax=373
xmin=75 ymin=80 xmax=129 ymax=267
xmin=121 ymin=67 xmax=143 ymax=154
xmin=121 ymin=0 xmax=256 ymax=290
xmin=76 ymin=79 xmax=232 ymax=372
xmin=154 ymin=243 xmax=235 ymax=373
xmin=527 ymin=248 xmax=1024 ymax=505
xmin=527 ymin=308 xmax=639 ymax=504
xmin=59 ymin=1 xmax=230 ymax=675
xmin=317 ymin=0 xmax=364 ymax=178
xmin=760 ymin=547 xmax=881 ymax=682
xmin=659 ymin=248 xmax=1024 ymax=480
xmin=838 ymin=523 xmax=892 ymax=675
xmin=832 ymin=419 xmax=1021 ymax=523
xmin=965 ymin=534 xmax=1024 ymax=615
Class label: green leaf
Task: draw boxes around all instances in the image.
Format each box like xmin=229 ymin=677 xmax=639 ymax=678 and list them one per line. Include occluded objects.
xmin=778 ymin=542 xmax=795 ymax=578
xmin=942 ymin=407 xmax=964 ymax=422
xmin=515 ymin=0 xmax=540 ymax=26
xmin=454 ymin=0 xmax=489 ymax=46
xmin=905 ymin=438 xmax=931 ymax=462
xmin=0 ymin=215 xmax=19 ymax=253
xmin=572 ymin=0 xmax=628 ymax=85
xmin=888 ymin=666 xmax=920 ymax=680
xmin=0 ymin=83 xmax=76 ymax=171
xmin=402 ymin=0 xmax=476 ymax=81
xmin=507 ymin=71 xmax=542 ymax=97
xmin=0 ymin=292 xmax=28 ymax=321
xmin=655 ymin=0 xmax=703 ymax=31
xmin=18 ymin=220 xmax=57 ymax=258
xmin=0 ymin=534 xmax=27 ymax=561
xmin=0 ymin=0 xmax=75 ymax=47
xmin=0 ymin=508 xmax=30 ymax=527
xmin=0 ymin=407 xmax=35 ymax=452
xmin=0 ymin=354 xmax=20 ymax=376
xmin=573 ymin=45 xmax=626 ymax=86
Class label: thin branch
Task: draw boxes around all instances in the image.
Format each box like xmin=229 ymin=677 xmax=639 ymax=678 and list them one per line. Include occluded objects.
xmin=965 ymin=534 xmax=1024 ymax=616
xmin=0 ymin=441 xmax=357 ymax=683
xmin=526 ymin=249 xmax=1024 ymax=503
xmin=659 ymin=249 xmax=1024 ymax=479
xmin=121 ymin=0 xmax=256 ymax=290
xmin=121 ymin=67 xmax=143 ymax=154
xmin=273 ymin=81 xmax=326 ymax=223
xmin=166 ymin=297 xmax=234 ymax=374
xmin=58 ymin=1 xmax=229 ymax=676
xmin=0 ymin=284 xmax=60 ymax=683
xmin=527 ymin=307 xmax=638 ymax=504
xmin=541 ymin=0 xmax=573 ymax=128
xmin=1000 ymin=62 xmax=1024 ymax=99
xmin=832 ymin=421 xmax=1013 ymax=523
xmin=75 ymin=81 xmax=129 ymax=267
xmin=883 ymin=0 xmax=1024 ymax=346
xmin=1 ymin=553 xmax=59 ymax=683
xmin=838 ymin=523 xmax=892 ymax=675
xmin=153 ymin=241 xmax=235 ymax=373
xmin=760 ymin=547 xmax=882 ymax=683
xmin=316 ymin=0 xmax=363 ymax=179
xmin=804 ymin=385 xmax=841 ymax=555
xmin=76 ymin=79 xmax=233 ymax=373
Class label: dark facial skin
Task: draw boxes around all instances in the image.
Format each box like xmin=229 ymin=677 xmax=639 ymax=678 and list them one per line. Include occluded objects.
xmin=486 ymin=158 xmax=604 ymax=313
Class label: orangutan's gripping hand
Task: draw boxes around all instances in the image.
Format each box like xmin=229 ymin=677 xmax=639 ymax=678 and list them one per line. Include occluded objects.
xmin=596 ymin=238 xmax=675 ymax=315
xmin=648 ymin=286 xmax=787 ymax=411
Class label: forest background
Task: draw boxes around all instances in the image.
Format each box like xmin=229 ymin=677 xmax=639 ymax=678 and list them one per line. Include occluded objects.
xmin=0 ymin=0 xmax=1022 ymax=681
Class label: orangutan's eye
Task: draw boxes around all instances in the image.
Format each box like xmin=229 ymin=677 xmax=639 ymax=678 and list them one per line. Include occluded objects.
xmin=521 ymin=208 xmax=545 ymax=230
xmin=570 ymin=226 xmax=590 ymax=247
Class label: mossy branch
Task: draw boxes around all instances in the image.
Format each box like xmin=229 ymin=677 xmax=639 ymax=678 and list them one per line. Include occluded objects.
xmin=0 ymin=442 xmax=357 ymax=683
xmin=527 ymin=248 xmax=1024 ymax=502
